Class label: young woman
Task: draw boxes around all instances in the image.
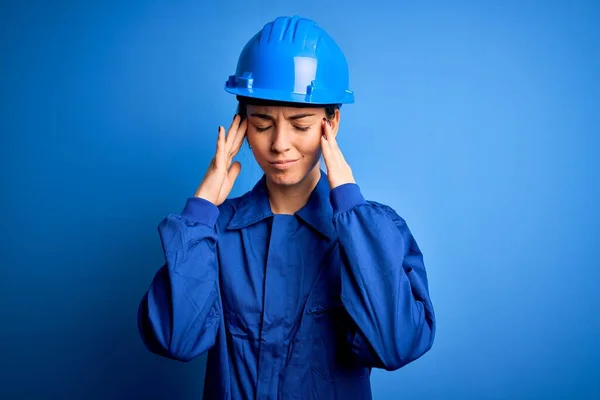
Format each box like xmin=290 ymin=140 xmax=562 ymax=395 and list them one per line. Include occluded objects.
xmin=138 ymin=15 xmax=436 ymax=400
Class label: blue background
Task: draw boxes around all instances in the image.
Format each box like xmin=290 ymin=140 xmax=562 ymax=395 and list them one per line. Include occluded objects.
xmin=2 ymin=0 xmax=599 ymax=399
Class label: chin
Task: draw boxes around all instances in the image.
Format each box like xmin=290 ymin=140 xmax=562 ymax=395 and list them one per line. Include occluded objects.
xmin=266 ymin=170 xmax=306 ymax=186
xmin=264 ymin=163 xmax=318 ymax=187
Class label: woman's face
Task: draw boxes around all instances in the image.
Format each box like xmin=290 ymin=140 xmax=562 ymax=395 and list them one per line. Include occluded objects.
xmin=245 ymin=104 xmax=339 ymax=187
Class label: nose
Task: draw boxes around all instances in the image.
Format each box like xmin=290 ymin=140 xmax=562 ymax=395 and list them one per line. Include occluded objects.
xmin=270 ymin=125 xmax=292 ymax=153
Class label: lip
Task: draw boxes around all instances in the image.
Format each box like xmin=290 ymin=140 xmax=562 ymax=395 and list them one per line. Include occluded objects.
xmin=269 ymin=159 xmax=299 ymax=170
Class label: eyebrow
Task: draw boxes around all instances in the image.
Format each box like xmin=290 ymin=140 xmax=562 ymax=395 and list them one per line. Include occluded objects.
xmin=249 ymin=113 xmax=316 ymax=121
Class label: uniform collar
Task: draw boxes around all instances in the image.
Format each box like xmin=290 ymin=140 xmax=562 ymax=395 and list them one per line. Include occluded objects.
xmin=226 ymin=169 xmax=335 ymax=241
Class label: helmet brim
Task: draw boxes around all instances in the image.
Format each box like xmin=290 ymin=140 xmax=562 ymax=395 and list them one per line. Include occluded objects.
xmin=225 ymin=86 xmax=354 ymax=106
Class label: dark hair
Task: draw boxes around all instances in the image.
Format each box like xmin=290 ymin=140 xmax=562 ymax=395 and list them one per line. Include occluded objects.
xmin=236 ymin=95 xmax=339 ymax=120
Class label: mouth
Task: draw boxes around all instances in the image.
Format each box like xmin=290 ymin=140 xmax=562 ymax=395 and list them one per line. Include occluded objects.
xmin=269 ymin=159 xmax=299 ymax=170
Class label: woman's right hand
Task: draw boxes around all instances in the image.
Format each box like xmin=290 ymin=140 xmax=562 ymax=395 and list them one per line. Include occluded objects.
xmin=194 ymin=115 xmax=248 ymax=206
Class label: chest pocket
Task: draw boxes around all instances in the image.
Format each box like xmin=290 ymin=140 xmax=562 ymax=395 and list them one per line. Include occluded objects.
xmin=307 ymin=298 xmax=369 ymax=382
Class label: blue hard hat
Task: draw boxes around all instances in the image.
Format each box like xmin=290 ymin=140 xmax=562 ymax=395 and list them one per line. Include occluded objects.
xmin=225 ymin=16 xmax=354 ymax=105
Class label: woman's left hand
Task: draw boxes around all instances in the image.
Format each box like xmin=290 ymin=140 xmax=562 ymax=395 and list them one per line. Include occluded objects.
xmin=320 ymin=118 xmax=356 ymax=189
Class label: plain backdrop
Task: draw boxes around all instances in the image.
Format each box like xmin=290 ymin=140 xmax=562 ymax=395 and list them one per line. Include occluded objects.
xmin=2 ymin=0 xmax=599 ymax=399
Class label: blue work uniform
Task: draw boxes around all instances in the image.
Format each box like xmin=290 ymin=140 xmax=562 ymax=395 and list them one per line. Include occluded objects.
xmin=138 ymin=170 xmax=436 ymax=399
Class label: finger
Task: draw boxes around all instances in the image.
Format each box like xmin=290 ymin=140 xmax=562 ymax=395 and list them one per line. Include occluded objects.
xmin=320 ymin=122 xmax=333 ymax=163
xmin=229 ymin=119 xmax=248 ymax=158
xmin=228 ymin=161 xmax=242 ymax=183
xmin=324 ymin=119 xmax=340 ymax=152
xmin=322 ymin=118 xmax=335 ymax=149
xmin=225 ymin=114 xmax=241 ymax=153
xmin=320 ymin=134 xmax=332 ymax=161
xmin=214 ymin=126 xmax=226 ymax=165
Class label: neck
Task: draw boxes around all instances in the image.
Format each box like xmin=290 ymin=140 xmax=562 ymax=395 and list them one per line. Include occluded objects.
xmin=266 ymin=166 xmax=321 ymax=215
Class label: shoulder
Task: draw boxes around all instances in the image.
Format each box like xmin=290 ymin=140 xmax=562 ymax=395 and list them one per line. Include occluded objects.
xmin=363 ymin=199 xmax=408 ymax=228
xmin=363 ymin=199 xmax=422 ymax=258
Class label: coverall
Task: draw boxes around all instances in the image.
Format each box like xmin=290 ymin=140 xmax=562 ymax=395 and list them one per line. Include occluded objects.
xmin=138 ymin=170 xmax=436 ymax=399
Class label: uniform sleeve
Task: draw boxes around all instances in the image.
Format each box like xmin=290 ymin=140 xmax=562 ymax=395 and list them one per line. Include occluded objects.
xmin=331 ymin=183 xmax=436 ymax=371
xmin=137 ymin=197 xmax=222 ymax=362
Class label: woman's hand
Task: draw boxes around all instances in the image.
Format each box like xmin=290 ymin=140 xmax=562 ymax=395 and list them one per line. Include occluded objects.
xmin=194 ymin=115 xmax=247 ymax=206
xmin=320 ymin=118 xmax=355 ymax=189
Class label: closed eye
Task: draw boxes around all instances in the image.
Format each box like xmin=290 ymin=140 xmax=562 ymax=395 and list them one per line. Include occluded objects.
xmin=255 ymin=125 xmax=310 ymax=132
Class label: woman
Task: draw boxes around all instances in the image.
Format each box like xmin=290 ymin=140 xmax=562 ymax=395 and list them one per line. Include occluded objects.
xmin=138 ymin=15 xmax=436 ymax=400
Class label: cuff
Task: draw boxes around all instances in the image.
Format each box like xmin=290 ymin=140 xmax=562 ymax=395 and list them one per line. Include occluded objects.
xmin=330 ymin=183 xmax=367 ymax=215
xmin=181 ymin=197 xmax=220 ymax=226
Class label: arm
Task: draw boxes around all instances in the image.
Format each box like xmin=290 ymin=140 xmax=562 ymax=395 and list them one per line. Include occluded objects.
xmin=331 ymin=184 xmax=436 ymax=371
xmin=137 ymin=197 xmax=222 ymax=362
